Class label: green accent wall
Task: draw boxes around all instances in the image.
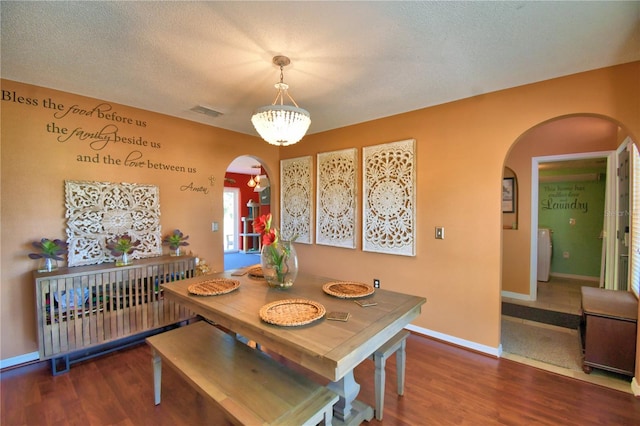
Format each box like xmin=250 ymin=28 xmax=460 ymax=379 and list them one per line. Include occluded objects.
xmin=538 ymin=168 xmax=606 ymax=278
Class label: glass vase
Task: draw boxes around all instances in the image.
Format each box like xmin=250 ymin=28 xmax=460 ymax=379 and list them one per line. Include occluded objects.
xmin=116 ymin=252 xmax=133 ymax=267
xmin=260 ymin=240 xmax=298 ymax=289
xmin=38 ymin=257 xmax=58 ymax=273
xmin=170 ymin=247 xmax=182 ymax=256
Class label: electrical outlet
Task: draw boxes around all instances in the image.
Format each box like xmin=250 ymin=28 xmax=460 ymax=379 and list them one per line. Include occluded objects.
xmin=373 ymin=279 xmax=380 ymax=288
xmin=435 ymin=226 xmax=445 ymax=239
xmin=563 ymin=251 xmax=570 ymax=259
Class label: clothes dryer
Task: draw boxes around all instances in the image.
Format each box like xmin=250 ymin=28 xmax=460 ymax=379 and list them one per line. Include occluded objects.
xmin=537 ymin=228 xmax=552 ymax=282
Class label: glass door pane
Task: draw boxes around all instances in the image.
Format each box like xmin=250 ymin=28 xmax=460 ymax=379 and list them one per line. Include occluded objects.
xmin=223 ymin=188 xmax=239 ymax=252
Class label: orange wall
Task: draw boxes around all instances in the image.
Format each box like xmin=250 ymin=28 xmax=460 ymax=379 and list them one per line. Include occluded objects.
xmin=0 ymin=79 xmax=279 ymax=359
xmin=281 ymin=62 xmax=640 ymax=351
xmin=1 ymin=63 xmax=639 ymax=371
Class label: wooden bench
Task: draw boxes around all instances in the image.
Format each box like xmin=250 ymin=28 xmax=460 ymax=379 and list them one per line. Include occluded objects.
xmin=146 ymin=321 xmax=338 ymax=425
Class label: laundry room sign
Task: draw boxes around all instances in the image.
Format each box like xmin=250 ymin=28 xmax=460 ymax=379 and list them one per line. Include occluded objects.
xmin=540 ymin=183 xmax=589 ymax=213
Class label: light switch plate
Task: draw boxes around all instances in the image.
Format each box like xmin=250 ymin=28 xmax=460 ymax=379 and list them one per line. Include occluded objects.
xmin=212 ymin=222 xmax=219 ymax=232
xmin=435 ymin=226 xmax=445 ymax=239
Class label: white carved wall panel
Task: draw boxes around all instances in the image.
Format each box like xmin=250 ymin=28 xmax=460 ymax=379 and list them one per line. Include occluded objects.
xmin=362 ymin=139 xmax=416 ymax=256
xmin=280 ymin=156 xmax=313 ymax=244
xmin=316 ymin=148 xmax=357 ymax=248
xmin=65 ymin=180 xmax=162 ymax=266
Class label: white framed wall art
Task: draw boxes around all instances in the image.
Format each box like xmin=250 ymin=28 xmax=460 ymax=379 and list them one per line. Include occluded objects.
xmin=65 ymin=180 xmax=162 ymax=266
xmin=280 ymin=156 xmax=313 ymax=244
xmin=362 ymin=139 xmax=416 ymax=256
xmin=316 ymin=148 xmax=357 ymax=248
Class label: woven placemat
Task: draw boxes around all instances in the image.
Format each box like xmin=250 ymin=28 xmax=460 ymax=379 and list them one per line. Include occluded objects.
xmin=247 ymin=265 xmax=264 ymax=279
xmin=259 ymin=299 xmax=326 ymax=326
xmin=188 ymin=278 xmax=240 ymax=296
xmin=322 ymin=281 xmax=375 ymax=298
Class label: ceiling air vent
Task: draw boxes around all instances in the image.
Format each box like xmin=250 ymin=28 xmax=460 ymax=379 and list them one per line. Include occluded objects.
xmin=190 ymin=105 xmax=223 ymax=118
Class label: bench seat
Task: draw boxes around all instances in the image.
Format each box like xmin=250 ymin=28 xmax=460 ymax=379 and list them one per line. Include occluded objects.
xmin=146 ymin=321 xmax=338 ymax=425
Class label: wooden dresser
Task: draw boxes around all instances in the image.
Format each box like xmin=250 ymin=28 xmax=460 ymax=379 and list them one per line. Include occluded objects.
xmin=34 ymin=255 xmax=196 ymax=374
xmin=580 ymin=286 xmax=638 ymax=376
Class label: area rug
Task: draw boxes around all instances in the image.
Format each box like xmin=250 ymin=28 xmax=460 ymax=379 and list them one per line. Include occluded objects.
xmin=501 ymin=302 xmax=580 ymax=329
xmin=501 ymin=318 xmax=583 ymax=371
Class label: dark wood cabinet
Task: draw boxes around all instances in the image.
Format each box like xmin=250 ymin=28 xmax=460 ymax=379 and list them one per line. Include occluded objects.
xmin=580 ymin=287 xmax=637 ymax=376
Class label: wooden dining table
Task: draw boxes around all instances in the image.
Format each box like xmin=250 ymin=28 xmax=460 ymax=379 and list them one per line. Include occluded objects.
xmin=161 ymin=269 xmax=426 ymax=426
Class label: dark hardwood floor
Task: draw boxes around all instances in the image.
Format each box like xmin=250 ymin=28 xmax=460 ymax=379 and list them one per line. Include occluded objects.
xmin=2 ymin=331 xmax=639 ymax=425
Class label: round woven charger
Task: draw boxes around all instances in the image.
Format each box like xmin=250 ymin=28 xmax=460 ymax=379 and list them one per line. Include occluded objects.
xmin=247 ymin=265 xmax=264 ymax=279
xmin=188 ymin=278 xmax=240 ymax=296
xmin=322 ymin=281 xmax=375 ymax=298
xmin=259 ymin=299 xmax=326 ymax=326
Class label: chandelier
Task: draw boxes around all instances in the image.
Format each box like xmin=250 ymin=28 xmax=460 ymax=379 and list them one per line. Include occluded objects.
xmin=251 ymin=55 xmax=311 ymax=146
xmin=247 ymin=164 xmax=262 ymax=188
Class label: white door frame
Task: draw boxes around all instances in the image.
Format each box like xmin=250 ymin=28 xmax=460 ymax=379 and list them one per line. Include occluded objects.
xmin=529 ymin=150 xmax=614 ymax=300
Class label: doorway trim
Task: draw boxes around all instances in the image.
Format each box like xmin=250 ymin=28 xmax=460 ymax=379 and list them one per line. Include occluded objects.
xmin=529 ymin=150 xmax=614 ymax=300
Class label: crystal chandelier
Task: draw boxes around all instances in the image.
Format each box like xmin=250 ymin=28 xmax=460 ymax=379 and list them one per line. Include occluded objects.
xmin=251 ymin=55 xmax=311 ymax=146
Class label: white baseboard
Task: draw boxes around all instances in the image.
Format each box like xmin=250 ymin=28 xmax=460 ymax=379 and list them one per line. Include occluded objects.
xmin=632 ymin=377 xmax=640 ymax=397
xmin=0 ymin=351 xmax=39 ymax=369
xmin=501 ymin=290 xmax=535 ymax=301
xmin=406 ymin=324 xmax=501 ymax=357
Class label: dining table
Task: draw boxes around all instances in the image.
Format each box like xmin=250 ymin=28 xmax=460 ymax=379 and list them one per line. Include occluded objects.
xmin=161 ymin=268 xmax=426 ymax=426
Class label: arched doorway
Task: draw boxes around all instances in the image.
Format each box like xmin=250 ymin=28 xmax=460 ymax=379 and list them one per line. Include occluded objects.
xmin=502 ymin=115 xmax=630 ymax=300
xmin=223 ymin=155 xmax=271 ymax=270
xmin=500 ymin=114 xmax=639 ymax=390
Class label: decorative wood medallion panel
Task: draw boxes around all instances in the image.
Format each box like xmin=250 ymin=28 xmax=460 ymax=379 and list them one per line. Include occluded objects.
xmin=316 ymin=148 xmax=357 ymax=248
xmin=362 ymin=139 xmax=416 ymax=256
xmin=65 ymin=180 xmax=162 ymax=266
xmin=280 ymin=156 xmax=313 ymax=244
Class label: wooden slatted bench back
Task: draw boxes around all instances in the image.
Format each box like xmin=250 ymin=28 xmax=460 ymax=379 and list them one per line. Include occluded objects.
xmin=146 ymin=321 xmax=338 ymax=426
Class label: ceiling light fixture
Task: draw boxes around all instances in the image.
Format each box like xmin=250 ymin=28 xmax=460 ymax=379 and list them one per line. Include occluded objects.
xmin=251 ymin=55 xmax=311 ymax=146
xmin=247 ymin=165 xmax=262 ymax=187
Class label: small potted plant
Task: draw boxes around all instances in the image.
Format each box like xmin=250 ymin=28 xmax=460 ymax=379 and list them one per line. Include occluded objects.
xmin=163 ymin=229 xmax=189 ymax=256
xmin=106 ymin=233 xmax=141 ymax=266
xmin=28 ymin=238 xmax=68 ymax=272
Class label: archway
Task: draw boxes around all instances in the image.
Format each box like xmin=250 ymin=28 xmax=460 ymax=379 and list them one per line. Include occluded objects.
xmin=223 ymin=155 xmax=272 ymax=270
xmin=500 ymin=113 xmax=639 ymax=390
xmin=502 ymin=114 xmax=630 ymax=300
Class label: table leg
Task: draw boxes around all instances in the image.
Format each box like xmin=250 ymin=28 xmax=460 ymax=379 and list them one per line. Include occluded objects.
xmin=152 ymin=349 xmax=162 ymax=405
xmin=327 ymin=370 xmax=374 ymax=425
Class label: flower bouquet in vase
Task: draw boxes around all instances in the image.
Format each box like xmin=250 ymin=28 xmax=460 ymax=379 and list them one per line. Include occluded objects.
xmin=163 ymin=229 xmax=189 ymax=256
xmin=28 ymin=238 xmax=68 ymax=272
xmin=106 ymin=234 xmax=141 ymax=266
xmin=253 ymin=214 xmax=298 ymax=289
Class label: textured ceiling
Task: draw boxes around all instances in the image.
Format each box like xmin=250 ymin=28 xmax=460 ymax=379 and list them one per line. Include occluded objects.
xmin=2 ymin=1 xmax=639 ymax=146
